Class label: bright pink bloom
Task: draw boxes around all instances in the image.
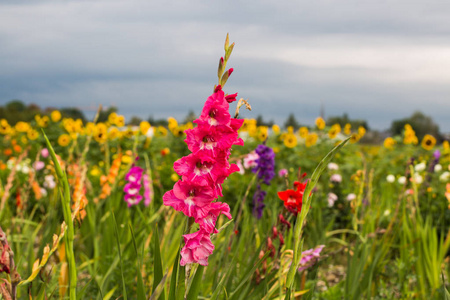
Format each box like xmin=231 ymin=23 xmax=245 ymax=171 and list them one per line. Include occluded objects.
xmin=180 ymin=230 xmax=215 ymax=266
xmin=124 ymin=193 xmax=143 ymax=207
xmin=163 ymin=180 xmax=214 ymax=218
xmin=125 ymin=166 xmax=143 ymax=183
xmin=185 ymin=125 xmax=240 ymax=156
xmin=196 ymin=202 xmax=232 ymax=233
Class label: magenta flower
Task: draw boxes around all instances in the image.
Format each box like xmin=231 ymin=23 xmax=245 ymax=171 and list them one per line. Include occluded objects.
xmin=125 ymin=166 xmax=143 ymax=183
xmin=195 ymin=202 xmax=232 ymax=233
xmin=164 ymin=85 xmax=244 ymax=266
xmin=180 ymin=230 xmax=215 ymax=266
xmin=163 ymin=180 xmax=214 ymax=218
xmin=124 ymin=165 xmax=144 ymax=207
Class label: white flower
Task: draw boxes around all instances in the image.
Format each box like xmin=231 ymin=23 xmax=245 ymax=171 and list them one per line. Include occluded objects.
xmin=327 ymin=163 xmax=339 ymax=171
xmin=386 ymin=174 xmax=395 ymax=183
xmin=398 ymin=176 xmax=406 ymax=184
xmin=434 ymin=164 xmax=442 ymax=172
xmin=346 ymin=193 xmax=356 ymax=201
xmin=414 ymin=174 xmax=423 ymax=184
xmin=21 ymin=165 xmax=30 ymax=174
xmin=440 ymin=172 xmax=450 ymax=182
xmin=383 ymin=209 xmax=391 ymax=216
xmin=415 ymin=162 xmax=426 ymax=172
xmin=330 ymin=174 xmax=342 ymax=183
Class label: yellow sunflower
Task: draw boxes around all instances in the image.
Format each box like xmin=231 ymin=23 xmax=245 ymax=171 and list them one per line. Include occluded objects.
xmin=58 ymin=134 xmax=71 ymax=147
xmin=315 ymin=117 xmax=325 ymax=130
xmin=421 ymin=134 xmax=436 ymax=151
xmin=383 ymin=137 xmax=396 ymax=149
xmin=283 ymin=133 xmax=297 ymax=148
xmin=51 ymin=110 xmax=61 ymax=122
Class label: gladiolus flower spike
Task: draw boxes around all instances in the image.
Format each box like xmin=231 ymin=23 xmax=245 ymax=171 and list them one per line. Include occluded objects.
xmin=163 ymin=85 xmax=244 ymax=266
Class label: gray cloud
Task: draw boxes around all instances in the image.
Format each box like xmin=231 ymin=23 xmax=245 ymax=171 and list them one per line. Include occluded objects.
xmin=1 ymin=0 xmax=450 ymax=131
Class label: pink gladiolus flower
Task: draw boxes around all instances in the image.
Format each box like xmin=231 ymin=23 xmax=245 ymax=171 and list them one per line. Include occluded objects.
xmin=164 ymin=83 xmax=243 ymax=265
xmin=124 ymin=165 xmax=144 ymax=207
xmin=163 ymin=180 xmax=214 ymax=218
xmin=180 ymin=230 xmax=215 ymax=266
xmin=195 ymin=202 xmax=232 ymax=233
xmin=143 ymin=173 xmax=153 ymax=206
xmin=125 ymin=166 xmax=143 ymax=183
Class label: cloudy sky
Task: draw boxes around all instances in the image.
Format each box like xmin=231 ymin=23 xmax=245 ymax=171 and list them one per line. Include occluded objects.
xmin=1 ymin=0 xmax=450 ymax=131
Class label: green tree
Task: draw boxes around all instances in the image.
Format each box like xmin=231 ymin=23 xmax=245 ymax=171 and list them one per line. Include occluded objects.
xmin=284 ymin=113 xmax=299 ymax=129
xmin=390 ymin=111 xmax=441 ymax=140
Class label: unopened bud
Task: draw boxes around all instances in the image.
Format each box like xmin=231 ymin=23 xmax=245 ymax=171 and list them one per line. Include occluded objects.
xmin=225 ymin=43 xmax=234 ymax=61
xmin=272 ymin=227 xmax=278 ymax=239
xmin=217 ymin=57 xmax=225 ymax=79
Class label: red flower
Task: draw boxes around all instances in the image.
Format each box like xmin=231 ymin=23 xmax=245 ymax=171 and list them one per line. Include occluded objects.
xmin=278 ymin=181 xmax=307 ymax=214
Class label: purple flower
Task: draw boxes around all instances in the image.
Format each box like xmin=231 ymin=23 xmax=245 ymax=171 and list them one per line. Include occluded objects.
xmin=252 ymin=185 xmax=266 ymax=219
xmin=434 ymin=149 xmax=441 ymax=161
xmin=251 ymin=144 xmax=275 ymax=218
xmin=252 ymin=144 xmax=275 ymax=185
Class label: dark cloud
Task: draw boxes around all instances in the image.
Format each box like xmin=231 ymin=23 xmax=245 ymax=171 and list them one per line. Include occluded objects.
xmin=1 ymin=0 xmax=450 ymax=132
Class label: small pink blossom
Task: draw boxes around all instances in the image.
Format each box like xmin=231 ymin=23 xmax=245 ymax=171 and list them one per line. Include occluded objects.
xmin=278 ymin=168 xmax=288 ymax=177
xmin=298 ymin=245 xmax=325 ymax=272
xmin=33 ymin=161 xmax=45 ymax=171
xmin=243 ymin=152 xmax=259 ymax=169
xmin=41 ymin=148 xmax=49 ymax=158
xmin=330 ymin=174 xmax=342 ymax=183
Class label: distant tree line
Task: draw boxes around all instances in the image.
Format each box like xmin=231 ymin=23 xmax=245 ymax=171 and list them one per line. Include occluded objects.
xmin=0 ymin=100 xmax=444 ymax=142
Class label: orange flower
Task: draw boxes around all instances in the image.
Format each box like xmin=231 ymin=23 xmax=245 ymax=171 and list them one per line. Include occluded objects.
xmin=32 ymin=181 xmax=42 ymax=200
xmin=13 ymin=145 xmax=22 ymax=153
xmin=3 ymin=149 xmax=12 ymax=156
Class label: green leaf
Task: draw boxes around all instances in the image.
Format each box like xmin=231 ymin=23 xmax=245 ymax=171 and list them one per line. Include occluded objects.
xmin=286 ymin=137 xmax=350 ymax=289
xmin=129 ymin=224 xmax=147 ymax=300
xmin=111 ymin=210 xmax=127 ymax=300
xmin=152 ymin=227 xmax=164 ymax=300
xmin=186 ymin=265 xmax=205 ymax=300
xmin=168 ymin=249 xmax=181 ymax=300
xmin=229 ymin=251 xmax=270 ymax=299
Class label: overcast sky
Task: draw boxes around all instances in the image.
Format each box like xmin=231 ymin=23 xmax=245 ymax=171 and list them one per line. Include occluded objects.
xmin=1 ymin=0 xmax=450 ymax=131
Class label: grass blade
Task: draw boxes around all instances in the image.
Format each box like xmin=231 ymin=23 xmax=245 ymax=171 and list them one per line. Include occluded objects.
xmin=152 ymin=227 xmax=164 ymax=300
xmin=129 ymin=223 xmax=147 ymax=300
xmin=111 ymin=210 xmax=127 ymax=300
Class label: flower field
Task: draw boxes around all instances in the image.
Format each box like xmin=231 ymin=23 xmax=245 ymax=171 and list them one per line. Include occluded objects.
xmin=1 ymin=37 xmax=450 ymax=300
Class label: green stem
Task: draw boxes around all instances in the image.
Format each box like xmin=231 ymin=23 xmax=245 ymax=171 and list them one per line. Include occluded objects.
xmin=42 ymin=130 xmax=77 ymax=299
